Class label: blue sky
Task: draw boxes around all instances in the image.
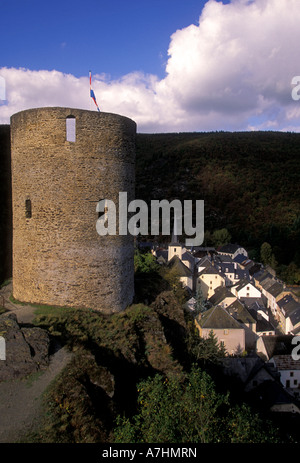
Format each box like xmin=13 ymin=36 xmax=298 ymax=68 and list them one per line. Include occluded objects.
xmin=1 ymin=0 xmax=300 ymax=133
xmin=1 ymin=0 xmax=213 ymax=79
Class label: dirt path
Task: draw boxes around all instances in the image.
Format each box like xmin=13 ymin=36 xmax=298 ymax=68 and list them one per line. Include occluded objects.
xmin=0 ymin=282 xmax=72 ymax=443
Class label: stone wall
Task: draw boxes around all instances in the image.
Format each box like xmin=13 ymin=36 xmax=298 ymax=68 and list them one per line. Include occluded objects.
xmin=0 ymin=125 xmax=12 ymax=282
xmin=11 ymin=107 xmax=136 ymax=313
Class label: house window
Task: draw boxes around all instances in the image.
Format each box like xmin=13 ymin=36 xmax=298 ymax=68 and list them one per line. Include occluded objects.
xmin=25 ymin=199 xmax=32 ymax=218
xmin=66 ymin=115 xmax=76 ymax=142
xmin=286 ymin=380 xmax=290 ymax=388
xmin=294 ymin=380 xmax=298 ymax=386
xmin=224 ymin=329 xmax=229 ymax=335
xmin=290 ymin=372 xmax=294 ymax=377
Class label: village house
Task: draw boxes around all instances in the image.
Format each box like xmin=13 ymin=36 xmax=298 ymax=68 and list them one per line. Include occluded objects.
xmin=195 ymin=305 xmax=246 ymax=355
xmin=269 ymin=355 xmax=300 ymax=399
xmin=256 ymin=334 xmax=294 ymax=361
xmin=167 ymin=255 xmax=194 ymax=291
xmin=226 ymin=299 xmax=257 ymax=351
xmin=208 ymin=286 xmax=237 ymax=308
xmin=243 ymin=359 xmax=280 ymax=393
xmin=213 ymin=260 xmax=250 ymax=287
xmin=248 ymin=310 xmax=276 ymax=337
xmin=197 ymin=264 xmax=226 ymax=299
xmin=230 ymin=278 xmax=262 ymax=299
xmin=277 ymin=293 xmax=300 ymax=335
xmin=217 ymin=243 xmax=248 ymax=260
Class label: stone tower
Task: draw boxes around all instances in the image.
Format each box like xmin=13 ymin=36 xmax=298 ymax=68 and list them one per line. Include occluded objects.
xmin=10 ymin=107 xmax=136 ymax=313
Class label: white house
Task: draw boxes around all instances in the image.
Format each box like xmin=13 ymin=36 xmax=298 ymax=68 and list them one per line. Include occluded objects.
xmin=269 ymin=355 xmax=300 ymax=398
xmin=231 ymin=279 xmax=261 ymax=299
xmin=277 ymin=294 xmax=300 ymax=335
xmin=218 ymin=244 xmax=248 ymax=260
xmin=197 ymin=265 xmax=226 ymax=299
xmin=167 ymin=255 xmax=194 ymax=291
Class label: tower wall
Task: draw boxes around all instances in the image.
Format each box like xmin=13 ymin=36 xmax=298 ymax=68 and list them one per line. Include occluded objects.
xmin=11 ymin=107 xmax=136 ymax=313
xmin=0 ymin=125 xmax=12 ymax=282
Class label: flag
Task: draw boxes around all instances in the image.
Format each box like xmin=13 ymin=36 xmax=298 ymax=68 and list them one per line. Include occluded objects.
xmin=89 ymin=71 xmax=100 ymax=112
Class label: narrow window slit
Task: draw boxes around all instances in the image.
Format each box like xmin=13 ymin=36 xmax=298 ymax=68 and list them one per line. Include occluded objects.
xmin=25 ymin=199 xmax=32 ymax=218
xmin=66 ymin=115 xmax=76 ymax=142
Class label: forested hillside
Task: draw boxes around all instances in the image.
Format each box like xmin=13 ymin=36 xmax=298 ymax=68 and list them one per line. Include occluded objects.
xmin=136 ymin=131 xmax=300 ymax=283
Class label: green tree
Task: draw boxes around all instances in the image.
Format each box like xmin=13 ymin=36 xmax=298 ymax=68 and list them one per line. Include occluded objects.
xmin=134 ymin=250 xmax=159 ymax=274
xmin=114 ymin=365 xmax=281 ymax=443
xmin=186 ymin=328 xmax=227 ymax=364
xmin=159 ymin=265 xmax=188 ymax=304
xmin=212 ymin=228 xmax=232 ymax=247
xmin=260 ymin=242 xmax=277 ymax=269
xmin=227 ymin=404 xmax=280 ymax=443
xmin=114 ymin=366 xmax=228 ymax=443
xmin=194 ymin=285 xmax=207 ymax=316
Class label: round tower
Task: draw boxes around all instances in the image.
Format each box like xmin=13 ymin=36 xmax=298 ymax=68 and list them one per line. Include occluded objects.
xmin=10 ymin=107 xmax=136 ymax=313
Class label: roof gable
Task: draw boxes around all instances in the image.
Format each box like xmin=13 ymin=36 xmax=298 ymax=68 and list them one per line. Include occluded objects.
xmin=167 ymin=255 xmax=192 ymax=277
xmin=199 ymin=305 xmax=243 ymax=330
xmin=226 ymin=299 xmax=256 ymax=325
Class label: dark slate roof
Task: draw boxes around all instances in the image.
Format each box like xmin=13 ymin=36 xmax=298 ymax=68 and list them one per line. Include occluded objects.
xmin=218 ymin=244 xmax=245 ymax=255
xmin=198 ymin=305 xmax=242 ymax=330
xmin=182 ymin=251 xmax=195 ymax=267
xmin=290 ymin=307 xmax=300 ymax=328
xmin=260 ymin=335 xmax=294 ymax=359
xmin=156 ymin=249 xmax=168 ymax=260
xmin=167 ymin=255 xmax=192 ymax=277
xmin=208 ymin=286 xmax=236 ymax=305
xmin=248 ymin=263 xmax=262 ymax=276
xmin=226 ymin=299 xmax=256 ymax=325
xmin=233 ymin=278 xmax=255 ymax=292
xmin=248 ymin=380 xmax=296 ymax=408
xmin=245 ymin=358 xmax=279 ymax=384
xmin=277 ymin=294 xmax=300 ymax=317
xmin=196 ymin=255 xmax=212 ymax=267
xmin=240 ymin=297 xmax=266 ymax=310
xmin=233 ymin=254 xmax=250 ymax=265
xmin=255 ymin=316 xmax=276 ymax=333
xmin=272 ymin=355 xmax=300 ymax=371
xmin=214 ymin=262 xmax=250 ymax=281
xmin=253 ymin=269 xmax=273 ymax=283
xmin=198 ymin=264 xmax=223 ymax=276
xmin=266 ymin=281 xmax=284 ymax=298
xmin=214 ymin=254 xmax=233 ymax=264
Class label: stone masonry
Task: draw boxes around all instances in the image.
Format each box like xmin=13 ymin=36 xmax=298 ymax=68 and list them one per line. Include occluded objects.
xmin=10 ymin=107 xmax=136 ymax=313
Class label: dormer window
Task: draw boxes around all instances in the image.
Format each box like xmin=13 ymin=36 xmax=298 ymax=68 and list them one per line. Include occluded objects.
xmin=66 ymin=115 xmax=76 ymax=142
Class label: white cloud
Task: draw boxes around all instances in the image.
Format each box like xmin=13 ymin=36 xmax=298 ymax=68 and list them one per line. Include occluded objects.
xmin=1 ymin=0 xmax=300 ymax=132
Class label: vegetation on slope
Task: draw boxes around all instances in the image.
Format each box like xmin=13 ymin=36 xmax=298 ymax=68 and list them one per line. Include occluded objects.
xmin=27 ymin=256 xmax=290 ymax=444
xmin=136 ymin=131 xmax=300 ymax=283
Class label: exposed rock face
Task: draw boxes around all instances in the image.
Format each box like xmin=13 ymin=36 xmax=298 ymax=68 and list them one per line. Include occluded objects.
xmin=0 ymin=312 xmax=50 ymax=382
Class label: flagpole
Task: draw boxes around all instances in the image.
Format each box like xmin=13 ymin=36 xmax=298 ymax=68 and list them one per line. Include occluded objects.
xmin=89 ymin=70 xmax=101 ymax=112
xmin=89 ymin=70 xmax=91 ymax=111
